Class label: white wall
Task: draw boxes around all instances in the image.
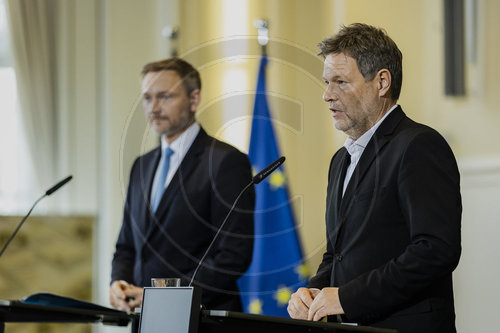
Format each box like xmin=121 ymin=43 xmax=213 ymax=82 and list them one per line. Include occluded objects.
xmin=94 ymin=1 xmax=179 ymax=332
xmin=55 ymin=0 xmax=99 ymax=215
xmin=455 ymin=157 xmax=500 ymax=332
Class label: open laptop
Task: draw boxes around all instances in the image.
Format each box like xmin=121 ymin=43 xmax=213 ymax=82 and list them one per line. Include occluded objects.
xmin=138 ymin=287 xmax=201 ymax=333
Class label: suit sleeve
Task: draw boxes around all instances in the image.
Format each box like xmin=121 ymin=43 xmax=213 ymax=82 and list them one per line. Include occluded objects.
xmin=338 ymin=130 xmax=462 ymax=322
xmin=193 ymin=149 xmax=255 ymax=301
xmin=110 ymin=159 xmax=139 ymax=284
xmin=308 ymin=242 xmax=334 ymax=289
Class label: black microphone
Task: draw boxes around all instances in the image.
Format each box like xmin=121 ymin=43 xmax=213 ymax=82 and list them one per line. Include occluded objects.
xmin=0 ymin=175 xmax=73 ymax=257
xmin=45 ymin=175 xmax=73 ymax=196
xmin=188 ymin=157 xmax=286 ymax=287
xmin=252 ymin=156 xmax=285 ymax=184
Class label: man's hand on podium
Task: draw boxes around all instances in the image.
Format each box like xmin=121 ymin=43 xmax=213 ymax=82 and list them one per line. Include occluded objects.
xmin=288 ymin=287 xmax=345 ymax=321
xmin=307 ymin=287 xmax=344 ymax=321
xmin=287 ymin=287 xmax=320 ymax=320
xmin=109 ymin=280 xmax=143 ymax=312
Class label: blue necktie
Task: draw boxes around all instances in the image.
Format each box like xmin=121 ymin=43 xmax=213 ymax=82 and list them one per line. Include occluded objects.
xmin=151 ymin=147 xmax=174 ymax=212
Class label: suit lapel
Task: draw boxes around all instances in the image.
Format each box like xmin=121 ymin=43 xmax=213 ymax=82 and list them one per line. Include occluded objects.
xmin=138 ymin=147 xmax=161 ymax=236
xmin=340 ymin=107 xmax=405 ymax=215
xmin=336 ymin=149 xmax=351 ymax=210
xmin=145 ymin=128 xmax=208 ymax=238
xmin=326 ymin=149 xmax=350 ymax=251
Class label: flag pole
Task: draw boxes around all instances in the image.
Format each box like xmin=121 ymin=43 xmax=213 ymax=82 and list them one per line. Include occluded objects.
xmin=237 ymin=18 xmax=308 ymax=317
xmin=253 ymin=19 xmax=269 ymax=55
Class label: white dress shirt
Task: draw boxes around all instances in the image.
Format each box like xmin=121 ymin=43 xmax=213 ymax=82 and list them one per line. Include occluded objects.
xmin=150 ymin=122 xmax=200 ymax=200
xmin=342 ymin=105 xmax=398 ymax=196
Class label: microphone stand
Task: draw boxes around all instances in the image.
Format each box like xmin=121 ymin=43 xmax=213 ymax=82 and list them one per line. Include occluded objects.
xmin=188 ymin=156 xmax=285 ymax=287
xmin=188 ymin=181 xmax=254 ymax=287
xmin=0 ymin=175 xmax=73 ymax=258
xmin=0 ymin=194 xmax=45 ymax=257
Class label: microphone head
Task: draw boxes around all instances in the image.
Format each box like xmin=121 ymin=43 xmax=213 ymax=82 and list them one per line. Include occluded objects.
xmin=253 ymin=156 xmax=285 ymax=184
xmin=45 ymin=175 xmax=73 ymax=196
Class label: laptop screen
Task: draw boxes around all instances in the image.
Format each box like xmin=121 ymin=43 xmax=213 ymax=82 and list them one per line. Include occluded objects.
xmin=139 ymin=287 xmax=197 ymax=333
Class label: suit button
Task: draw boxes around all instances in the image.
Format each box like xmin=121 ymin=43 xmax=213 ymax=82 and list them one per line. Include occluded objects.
xmin=335 ymin=253 xmax=343 ymax=261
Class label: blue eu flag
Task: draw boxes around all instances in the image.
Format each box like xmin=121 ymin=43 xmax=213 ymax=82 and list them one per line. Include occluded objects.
xmin=237 ymin=56 xmax=308 ymax=317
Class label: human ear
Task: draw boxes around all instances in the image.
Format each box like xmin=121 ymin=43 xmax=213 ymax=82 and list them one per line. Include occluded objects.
xmin=189 ymin=89 xmax=201 ymax=112
xmin=377 ymin=69 xmax=392 ymax=98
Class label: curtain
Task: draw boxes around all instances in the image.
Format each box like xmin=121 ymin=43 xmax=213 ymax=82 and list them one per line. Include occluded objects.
xmin=5 ymin=0 xmax=58 ymax=191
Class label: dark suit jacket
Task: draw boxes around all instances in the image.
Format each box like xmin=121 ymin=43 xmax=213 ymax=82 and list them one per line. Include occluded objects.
xmin=111 ymin=127 xmax=255 ymax=311
xmin=309 ymin=107 xmax=462 ymax=333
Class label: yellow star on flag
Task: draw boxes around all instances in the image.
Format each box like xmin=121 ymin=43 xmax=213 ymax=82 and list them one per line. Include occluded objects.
xmin=269 ymin=170 xmax=285 ymax=189
xmin=252 ymin=166 xmax=258 ymax=177
xmin=273 ymin=285 xmax=292 ymax=307
xmin=295 ymin=264 xmax=310 ymax=280
xmin=248 ymin=298 xmax=263 ymax=314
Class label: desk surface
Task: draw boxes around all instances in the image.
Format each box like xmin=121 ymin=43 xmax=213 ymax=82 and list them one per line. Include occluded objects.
xmin=1 ymin=300 xmax=396 ymax=333
xmin=0 ymin=299 xmax=133 ymax=326
xmin=201 ymin=310 xmax=397 ymax=333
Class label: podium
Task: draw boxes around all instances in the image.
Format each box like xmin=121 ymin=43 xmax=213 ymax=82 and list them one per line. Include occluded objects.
xmin=137 ymin=287 xmax=396 ymax=333
xmin=199 ymin=310 xmax=397 ymax=333
xmin=0 ymin=298 xmax=396 ymax=333
xmin=0 ymin=298 xmax=136 ymax=332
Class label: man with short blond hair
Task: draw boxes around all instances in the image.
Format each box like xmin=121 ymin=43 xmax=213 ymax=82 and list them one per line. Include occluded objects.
xmin=110 ymin=57 xmax=255 ymax=313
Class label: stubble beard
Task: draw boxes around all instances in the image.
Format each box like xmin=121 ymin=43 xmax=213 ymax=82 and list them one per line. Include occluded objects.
xmin=160 ymin=114 xmax=195 ymax=139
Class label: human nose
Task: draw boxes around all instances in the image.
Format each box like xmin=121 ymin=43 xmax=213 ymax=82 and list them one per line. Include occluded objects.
xmin=323 ymin=85 xmax=337 ymax=103
xmin=151 ymin=97 xmax=161 ymax=113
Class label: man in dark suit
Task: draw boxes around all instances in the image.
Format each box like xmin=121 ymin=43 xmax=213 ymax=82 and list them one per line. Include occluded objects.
xmin=288 ymin=24 xmax=461 ymax=333
xmin=109 ymin=58 xmax=255 ymax=312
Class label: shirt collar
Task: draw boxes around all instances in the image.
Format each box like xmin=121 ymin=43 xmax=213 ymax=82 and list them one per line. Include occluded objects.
xmin=160 ymin=122 xmax=200 ymax=157
xmin=344 ymin=104 xmax=398 ymax=153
